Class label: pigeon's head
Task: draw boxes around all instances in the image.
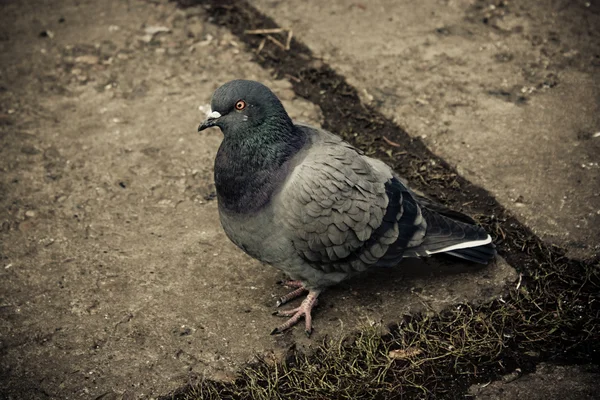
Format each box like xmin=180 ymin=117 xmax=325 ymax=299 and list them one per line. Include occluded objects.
xmin=198 ymin=80 xmax=292 ymax=137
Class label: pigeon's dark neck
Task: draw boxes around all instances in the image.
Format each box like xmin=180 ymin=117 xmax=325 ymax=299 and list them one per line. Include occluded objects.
xmin=214 ymin=122 xmax=306 ymax=214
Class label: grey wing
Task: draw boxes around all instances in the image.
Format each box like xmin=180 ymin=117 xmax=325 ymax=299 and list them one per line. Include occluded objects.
xmin=278 ymin=135 xmax=425 ymax=273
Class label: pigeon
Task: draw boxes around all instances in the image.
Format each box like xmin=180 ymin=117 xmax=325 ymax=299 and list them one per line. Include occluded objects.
xmin=198 ymin=79 xmax=495 ymax=335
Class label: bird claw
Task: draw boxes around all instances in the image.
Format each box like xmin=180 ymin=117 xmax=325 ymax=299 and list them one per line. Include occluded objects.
xmin=273 ymin=307 xmax=300 ymax=317
xmin=270 ymin=289 xmax=320 ymax=335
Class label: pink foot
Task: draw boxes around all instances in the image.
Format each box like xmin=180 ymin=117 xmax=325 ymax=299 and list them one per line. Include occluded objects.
xmin=271 ymin=289 xmax=321 ymax=336
xmin=276 ymin=285 xmax=308 ymax=307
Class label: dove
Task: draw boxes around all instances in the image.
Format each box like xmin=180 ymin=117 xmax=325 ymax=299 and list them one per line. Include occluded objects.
xmin=198 ymin=80 xmax=495 ymax=335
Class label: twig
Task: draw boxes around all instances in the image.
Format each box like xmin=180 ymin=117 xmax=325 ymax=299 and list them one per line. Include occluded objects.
xmin=382 ymin=136 xmax=401 ymax=147
xmin=496 ymin=225 xmax=506 ymax=240
xmin=285 ymin=74 xmax=301 ymax=83
xmin=245 ymin=28 xmax=292 ymax=51
xmin=266 ymin=35 xmax=286 ymax=50
xmin=285 ymin=30 xmax=293 ymax=50
xmin=256 ymin=38 xmax=266 ymax=55
xmin=245 ymin=28 xmax=285 ymax=35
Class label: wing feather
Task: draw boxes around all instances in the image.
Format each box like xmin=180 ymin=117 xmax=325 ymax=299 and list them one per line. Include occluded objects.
xmin=277 ymin=129 xmax=419 ymax=272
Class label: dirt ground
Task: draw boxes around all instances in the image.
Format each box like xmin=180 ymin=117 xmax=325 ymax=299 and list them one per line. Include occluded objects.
xmin=0 ymin=0 xmax=597 ymax=399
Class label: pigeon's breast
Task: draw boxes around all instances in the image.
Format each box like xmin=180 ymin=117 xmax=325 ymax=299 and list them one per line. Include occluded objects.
xmin=214 ymin=135 xmax=308 ymax=215
xmin=218 ymin=203 xmax=294 ymax=265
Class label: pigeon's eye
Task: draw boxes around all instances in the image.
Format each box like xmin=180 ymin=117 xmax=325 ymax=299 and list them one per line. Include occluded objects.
xmin=235 ymin=100 xmax=246 ymax=110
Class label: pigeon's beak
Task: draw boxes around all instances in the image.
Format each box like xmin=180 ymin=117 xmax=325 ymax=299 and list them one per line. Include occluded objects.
xmin=198 ymin=110 xmax=221 ymax=132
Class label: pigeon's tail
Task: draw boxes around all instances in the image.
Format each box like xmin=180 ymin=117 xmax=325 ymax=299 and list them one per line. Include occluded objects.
xmin=404 ymin=208 xmax=496 ymax=264
xmin=443 ymin=242 xmax=497 ymax=264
